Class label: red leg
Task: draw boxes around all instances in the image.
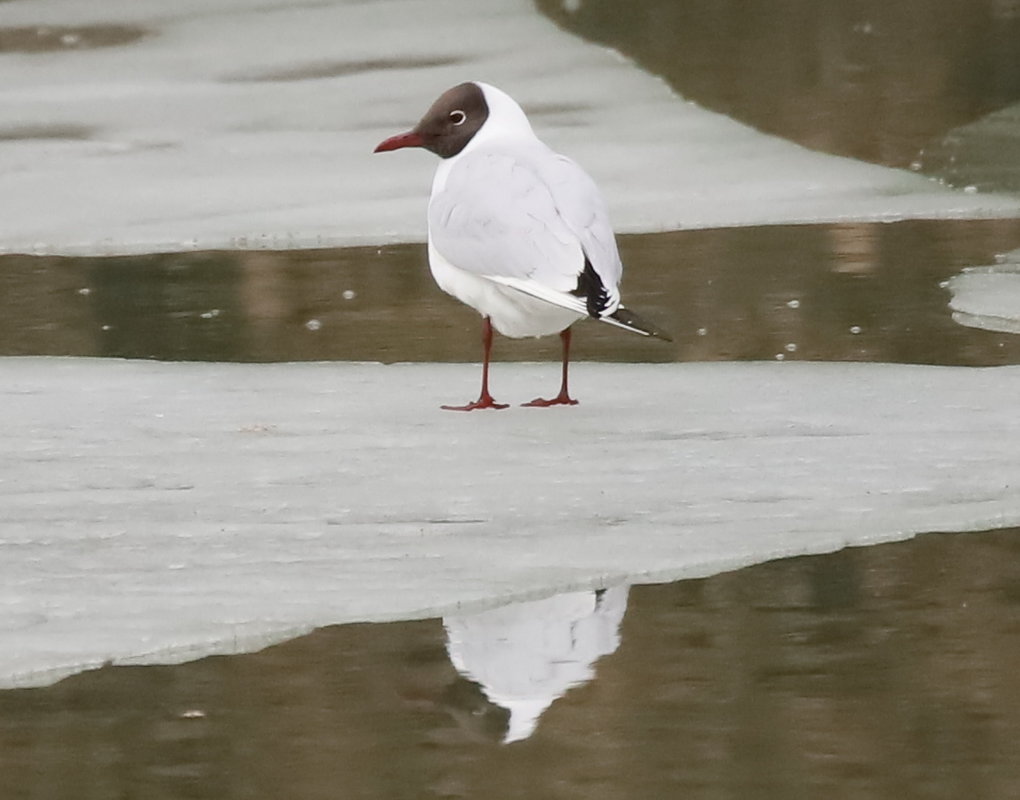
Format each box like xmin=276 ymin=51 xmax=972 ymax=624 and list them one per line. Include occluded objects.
xmin=441 ymin=317 xmax=509 ymax=411
xmin=523 ymin=327 xmax=579 ymax=407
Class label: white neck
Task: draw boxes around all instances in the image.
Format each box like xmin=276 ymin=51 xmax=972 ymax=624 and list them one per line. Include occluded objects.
xmin=431 ymin=82 xmax=540 ymax=196
xmin=461 ymin=82 xmax=538 ymax=155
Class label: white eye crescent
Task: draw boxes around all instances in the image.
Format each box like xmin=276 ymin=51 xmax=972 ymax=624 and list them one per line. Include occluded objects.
xmin=449 ymin=109 xmax=467 ymax=126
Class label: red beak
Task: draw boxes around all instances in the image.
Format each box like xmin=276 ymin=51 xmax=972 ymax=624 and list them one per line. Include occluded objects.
xmin=374 ymin=131 xmax=426 ymax=153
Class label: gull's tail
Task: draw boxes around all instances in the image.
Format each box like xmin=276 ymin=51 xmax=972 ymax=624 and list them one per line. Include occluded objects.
xmin=602 ymin=306 xmax=673 ymax=341
xmin=487 ymin=273 xmax=673 ymax=342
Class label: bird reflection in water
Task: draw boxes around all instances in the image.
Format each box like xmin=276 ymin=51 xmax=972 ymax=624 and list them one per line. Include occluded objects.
xmin=440 ymin=585 xmax=629 ymax=743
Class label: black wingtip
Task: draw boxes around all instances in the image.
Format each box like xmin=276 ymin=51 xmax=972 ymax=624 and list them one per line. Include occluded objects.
xmin=607 ymin=306 xmax=673 ymax=342
xmin=571 ymin=257 xmax=612 ymax=318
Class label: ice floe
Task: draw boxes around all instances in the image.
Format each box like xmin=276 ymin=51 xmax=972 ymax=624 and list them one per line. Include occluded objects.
xmin=3 ymin=357 xmax=1020 ymax=688
xmin=947 ymin=247 xmax=1020 ymax=334
xmin=1 ymin=0 xmax=1019 ymax=256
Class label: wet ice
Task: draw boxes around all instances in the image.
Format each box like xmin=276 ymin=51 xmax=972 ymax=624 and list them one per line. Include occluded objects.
xmin=1 ymin=0 xmax=1019 ymax=256
xmin=2 ymin=358 xmax=1020 ymax=688
xmin=948 ymin=247 xmax=1020 ymax=334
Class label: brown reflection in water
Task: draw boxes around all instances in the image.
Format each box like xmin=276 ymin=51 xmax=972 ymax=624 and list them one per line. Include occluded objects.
xmin=0 ymin=124 xmax=95 ymax=142
xmin=2 ymin=220 xmax=1019 ymax=366
xmin=2 ymin=528 xmax=1019 ymax=798
xmin=0 ymin=25 xmax=148 ymax=53
xmin=537 ymin=0 xmax=1020 ymax=167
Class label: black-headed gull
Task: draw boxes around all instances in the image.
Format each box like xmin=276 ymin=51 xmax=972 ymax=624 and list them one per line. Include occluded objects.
xmin=375 ymin=81 xmax=670 ymax=410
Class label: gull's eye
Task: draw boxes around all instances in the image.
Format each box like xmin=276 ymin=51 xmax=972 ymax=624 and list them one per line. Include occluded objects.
xmin=449 ymin=110 xmax=467 ymax=126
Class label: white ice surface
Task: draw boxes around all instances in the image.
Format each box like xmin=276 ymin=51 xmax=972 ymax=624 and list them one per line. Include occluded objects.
xmin=3 ymin=357 xmax=1020 ymax=688
xmin=2 ymin=0 xmax=1020 ymax=257
xmin=947 ymin=247 xmax=1020 ymax=334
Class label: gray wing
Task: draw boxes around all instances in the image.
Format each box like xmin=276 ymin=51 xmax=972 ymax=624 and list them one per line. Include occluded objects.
xmin=428 ymin=146 xmax=623 ymax=310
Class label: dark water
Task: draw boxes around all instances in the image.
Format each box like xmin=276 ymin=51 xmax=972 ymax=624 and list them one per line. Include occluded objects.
xmin=537 ymin=0 xmax=1020 ymax=169
xmin=4 ymin=528 xmax=1020 ymax=800
xmin=3 ymin=219 xmax=1020 ymax=366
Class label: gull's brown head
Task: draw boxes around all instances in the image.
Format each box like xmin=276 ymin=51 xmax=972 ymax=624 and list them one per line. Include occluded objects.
xmin=374 ymin=82 xmax=490 ymax=159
